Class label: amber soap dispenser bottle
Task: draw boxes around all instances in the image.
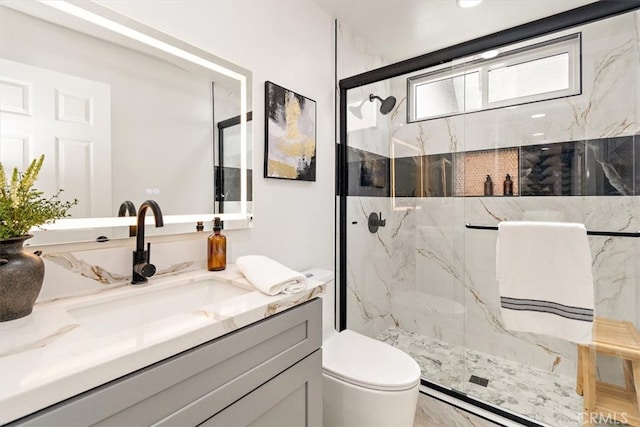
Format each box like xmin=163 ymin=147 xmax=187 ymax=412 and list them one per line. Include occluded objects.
xmin=207 ymin=217 xmax=226 ymax=271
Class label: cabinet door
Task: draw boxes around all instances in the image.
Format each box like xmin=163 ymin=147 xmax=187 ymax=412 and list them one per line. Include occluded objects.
xmin=200 ymin=350 xmax=322 ymax=427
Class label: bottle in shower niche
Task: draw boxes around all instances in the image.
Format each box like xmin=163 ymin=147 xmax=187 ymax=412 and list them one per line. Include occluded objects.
xmin=207 ymin=217 xmax=226 ymax=271
xmin=484 ymin=175 xmax=494 ymax=196
xmin=503 ymin=174 xmax=514 ymax=196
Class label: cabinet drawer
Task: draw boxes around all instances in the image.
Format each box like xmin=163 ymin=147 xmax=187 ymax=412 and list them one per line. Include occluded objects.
xmin=8 ymin=298 xmax=322 ymax=427
xmin=197 ymin=350 xmax=321 ymax=427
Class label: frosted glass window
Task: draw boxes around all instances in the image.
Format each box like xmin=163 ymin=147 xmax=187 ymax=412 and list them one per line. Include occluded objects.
xmin=414 ymin=72 xmax=480 ymax=119
xmin=407 ymin=33 xmax=580 ymax=122
xmin=488 ymin=53 xmax=569 ymax=103
xmin=464 ymin=71 xmax=481 ymax=111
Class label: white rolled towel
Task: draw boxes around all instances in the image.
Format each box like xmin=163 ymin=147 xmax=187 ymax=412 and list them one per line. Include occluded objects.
xmin=235 ymin=255 xmax=308 ymax=295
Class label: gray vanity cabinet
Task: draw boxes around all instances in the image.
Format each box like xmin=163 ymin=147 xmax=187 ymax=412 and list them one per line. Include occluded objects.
xmin=7 ymin=298 xmax=322 ymax=427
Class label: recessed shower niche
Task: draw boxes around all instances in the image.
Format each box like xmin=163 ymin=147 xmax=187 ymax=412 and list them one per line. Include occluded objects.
xmin=454 ymin=148 xmax=519 ymax=197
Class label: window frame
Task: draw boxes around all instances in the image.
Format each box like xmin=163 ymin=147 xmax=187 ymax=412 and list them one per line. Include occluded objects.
xmin=407 ymin=33 xmax=582 ymax=123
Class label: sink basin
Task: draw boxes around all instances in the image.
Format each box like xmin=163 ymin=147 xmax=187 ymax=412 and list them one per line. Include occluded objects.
xmin=67 ymin=279 xmax=251 ymax=336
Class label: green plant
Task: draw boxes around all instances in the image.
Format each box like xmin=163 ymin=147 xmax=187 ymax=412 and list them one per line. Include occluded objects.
xmin=0 ymin=155 xmax=78 ymax=240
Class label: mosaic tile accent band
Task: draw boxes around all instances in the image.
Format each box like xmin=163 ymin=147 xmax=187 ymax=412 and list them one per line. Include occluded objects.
xmin=454 ymin=148 xmax=519 ymax=197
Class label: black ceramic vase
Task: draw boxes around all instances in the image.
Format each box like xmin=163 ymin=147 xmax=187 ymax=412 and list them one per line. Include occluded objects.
xmin=0 ymin=235 xmax=44 ymax=322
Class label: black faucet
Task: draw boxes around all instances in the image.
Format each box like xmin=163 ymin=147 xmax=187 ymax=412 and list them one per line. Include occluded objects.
xmin=131 ymin=200 xmax=164 ymax=284
xmin=118 ymin=200 xmax=137 ymax=237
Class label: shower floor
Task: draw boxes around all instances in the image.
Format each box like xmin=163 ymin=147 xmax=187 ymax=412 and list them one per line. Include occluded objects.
xmin=377 ymin=327 xmax=586 ymax=427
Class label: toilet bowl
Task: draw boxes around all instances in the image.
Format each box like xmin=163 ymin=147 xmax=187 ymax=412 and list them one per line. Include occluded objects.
xmin=303 ymin=270 xmax=421 ymax=427
xmin=322 ymin=329 xmax=421 ymax=427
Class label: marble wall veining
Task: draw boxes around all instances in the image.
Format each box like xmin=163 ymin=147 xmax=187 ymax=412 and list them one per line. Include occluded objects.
xmin=347 ymin=196 xmax=640 ymax=376
xmin=36 ymin=238 xmax=208 ymax=303
xmin=339 ymin=8 xmax=640 ymax=420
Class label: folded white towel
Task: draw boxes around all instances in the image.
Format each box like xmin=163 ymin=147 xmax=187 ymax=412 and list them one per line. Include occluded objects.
xmin=496 ymin=221 xmax=594 ymax=344
xmin=235 ymin=255 xmax=308 ymax=296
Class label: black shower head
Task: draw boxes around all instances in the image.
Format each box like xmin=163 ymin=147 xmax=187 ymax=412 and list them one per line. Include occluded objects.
xmin=369 ymin=94 xmax=396 ymax=115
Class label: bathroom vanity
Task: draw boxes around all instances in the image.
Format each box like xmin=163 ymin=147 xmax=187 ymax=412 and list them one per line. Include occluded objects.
xmin=0 ymin=268 xmax=328 ymax=426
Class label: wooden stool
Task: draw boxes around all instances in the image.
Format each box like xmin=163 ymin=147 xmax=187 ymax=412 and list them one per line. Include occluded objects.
xmin=576 ymin=317 xmax=640 ymax=426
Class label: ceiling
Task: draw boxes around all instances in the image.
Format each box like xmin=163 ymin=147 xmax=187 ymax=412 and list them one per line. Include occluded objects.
xmin=313 ymin=0 xmax=599 ymax=63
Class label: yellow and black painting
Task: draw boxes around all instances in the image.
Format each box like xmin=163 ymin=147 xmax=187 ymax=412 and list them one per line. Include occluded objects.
xmin=265 ymin=81 xmax=316 ymax=181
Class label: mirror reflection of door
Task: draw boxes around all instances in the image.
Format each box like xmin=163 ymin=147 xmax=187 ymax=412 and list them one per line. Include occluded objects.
xmin=0 ymin=58 xmax=112 ymax=218
xmin=216 ymin=112 xmax=252 ymax=214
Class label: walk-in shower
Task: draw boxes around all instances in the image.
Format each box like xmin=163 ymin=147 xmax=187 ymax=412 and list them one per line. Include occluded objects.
xmin=337 ymin=3 xmax=639 ymax=426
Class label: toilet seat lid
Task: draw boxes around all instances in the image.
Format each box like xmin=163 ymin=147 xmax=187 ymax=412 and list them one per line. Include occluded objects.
xmin=323 ymin=330 xmax=421 ymax=391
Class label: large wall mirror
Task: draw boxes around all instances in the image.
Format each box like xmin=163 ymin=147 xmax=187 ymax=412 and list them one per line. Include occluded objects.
xmin=0 ymin=1 xmax=253 ymax=246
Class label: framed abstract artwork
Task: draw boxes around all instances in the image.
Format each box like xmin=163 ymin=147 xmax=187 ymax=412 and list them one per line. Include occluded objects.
xmin=264 ymin=81 xmax=316 ymax=181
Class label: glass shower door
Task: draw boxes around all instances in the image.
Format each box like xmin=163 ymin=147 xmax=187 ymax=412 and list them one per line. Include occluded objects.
xmin=342 ymin=71 xmax=468 ymax=396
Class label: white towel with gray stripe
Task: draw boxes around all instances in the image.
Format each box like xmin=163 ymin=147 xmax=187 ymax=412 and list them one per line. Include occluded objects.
xmin=236 ymin=255 xmax=308 ymax=296
xmin=496 ymin=221 xmax=594 ymax=344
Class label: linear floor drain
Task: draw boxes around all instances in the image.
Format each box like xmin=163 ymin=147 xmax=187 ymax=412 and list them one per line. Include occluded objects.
xmin=469 ymin=375 xmax=489 ymax=387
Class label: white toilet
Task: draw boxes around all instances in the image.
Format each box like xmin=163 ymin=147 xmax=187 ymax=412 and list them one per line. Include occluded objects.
xmin=311 ymin=271 xmax=421 ymax=427
xmin=322 ymin=329 xmax=422 ymax=427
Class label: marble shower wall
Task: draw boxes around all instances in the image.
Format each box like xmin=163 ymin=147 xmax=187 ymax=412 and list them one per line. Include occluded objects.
xmin=347 ymin=195 xmax=638 ymax=379
xmin=342 ymin=9 xmax=640 ymax=382
xmin=387 ymin=11 xmax=639 ymax=157
xmin=337 ymin=21 xmax=393 ymax=159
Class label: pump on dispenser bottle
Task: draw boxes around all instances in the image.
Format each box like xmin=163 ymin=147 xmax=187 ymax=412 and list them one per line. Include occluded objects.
xmin=207 ymin=217 xmax=227 ymax=271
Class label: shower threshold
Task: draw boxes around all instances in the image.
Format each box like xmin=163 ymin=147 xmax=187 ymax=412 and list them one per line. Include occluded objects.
xmin=377 ymin=327 xmax=591 ymax=427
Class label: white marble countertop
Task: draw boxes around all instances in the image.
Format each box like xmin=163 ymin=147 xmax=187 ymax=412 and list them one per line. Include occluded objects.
xmin=0 ymin=266 xmax=330 ymax=424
